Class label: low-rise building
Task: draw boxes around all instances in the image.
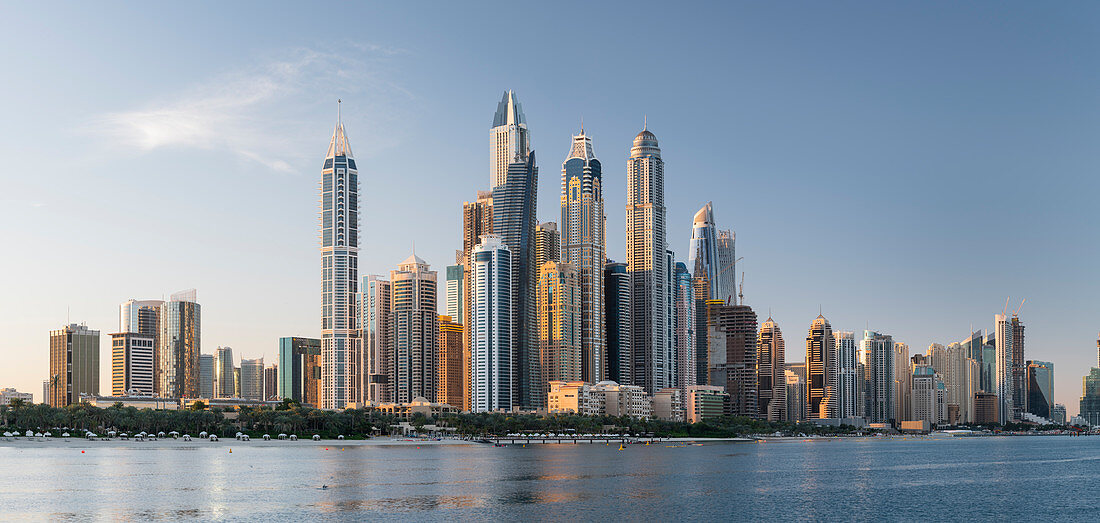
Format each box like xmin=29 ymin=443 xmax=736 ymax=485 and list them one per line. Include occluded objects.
xmin=686 ymin=385 xmax=728 ymax=423
xmin=547 ymin=381 xmax=593 ymax=415
xmin=371 ymin=397 xmax=459 ymax=420
xmin=87 ymin=395 xmax=179 ymax=410
xmin=653 ymin=388 xmax=684 ymax=422
xmin=0 ymin=388 xmax=33 ymax=405
xmin=591 ymin=381 xmax=652 ymax=419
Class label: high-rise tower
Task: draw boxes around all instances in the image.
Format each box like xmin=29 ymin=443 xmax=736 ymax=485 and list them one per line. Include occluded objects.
xmin=470 ymin=235 xmax=513 ymax=412
xmin=561 ymin=129 xmax=605 ymax=383
xmin=390 ymin=254 xmax=438 ymax=403
xmin=490 ymin=92 xmax=538 ymax=408
xmin=806 ymin=315 xmax=836 ymax=419
xmin=160 ymin=290 xmax=200 ymax=399
xmin=490 ymin=91 xmax=530 ymax=189
xmin=319 ymin=105 xmax=360 ymax=409
xmin=604 ymin=261 xmax=632 ymax=385
xmin=758 ymin=317 xmax=786 ymax=421
xmin=688 ymin=202 xmax=720 ymax=299
xmin=1011 ymin=313 xmax=1026 ymax=420
xmin=535 ymin=222 xmax=560 ymax=270
xmin=626 ymin=122 xmax=668 ymax=394
xmin=994 ymin=313 xmax=1013 ymax=424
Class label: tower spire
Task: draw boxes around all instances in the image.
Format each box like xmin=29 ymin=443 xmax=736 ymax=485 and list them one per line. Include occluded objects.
xmin=643 ymin=114 xmax=647 ymax=131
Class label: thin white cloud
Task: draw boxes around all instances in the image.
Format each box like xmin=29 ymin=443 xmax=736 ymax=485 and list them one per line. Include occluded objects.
xmin=89 ymin=46 xmax=410 ymax=172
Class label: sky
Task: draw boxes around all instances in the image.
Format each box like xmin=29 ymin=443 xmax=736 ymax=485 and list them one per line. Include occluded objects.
xmin=1 ymin=2 xmax=1098 ymax=415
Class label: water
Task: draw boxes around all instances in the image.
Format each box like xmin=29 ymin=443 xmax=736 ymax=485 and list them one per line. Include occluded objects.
xmin=1 ymin=436 xmax=1096 ymax=520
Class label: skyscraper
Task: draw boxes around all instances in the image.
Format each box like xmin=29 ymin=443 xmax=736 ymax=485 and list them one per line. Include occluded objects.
xmin=160 ymin=290 xmax=200 ymax=399
xmin=716 ymin=229 xmax=736 ymax=305
xmin=861 ymin=331 xmax=895 ymax=423
xmin=492 ymin=150 xmax=538 ymax=408
xmin=757 ymin=318 xmax=786 ymax=421
xmin=894 ymin=342 xmax=911 ymax=422
xmin=1026 ymin=360 xmax=1053 ymax=419
xmin=535 ymin=222 xmax=560 ymax=270
xmin=806 ymin=315 xmax=836 ymax=419
xmin=561 ymin=129 xmax=605 ymax=383
xmin=390 ymin=253 xmax=438 ymax=403
xmin=240 ymin=358 xmax=264 ymax=400
xmin=215 ymin=346 xmax=234 ymax=398
xmin=264 ymin=364 xmax=278 ymax=401
xmin=538 ymin=261 xmax=581 ymax=399
xmin=673 ymin=262 xmax=696 ymax=398
xmin=319 ymin=106 xmax=360 ymax=409
xmin=462 ymin=190 xmax=494 ymax=408
xmin=706 ymin=300 xmax=758 ymax=417
xmin=604 ymin=261 xmax=632 ymax=386
xmin=994 ymin=313 xmax=1013 ymax=424
xmin=470 ymin=234 xmax=512 ymax=412
xmin=119 ymin=299 xmax=163 ymax=337
xmin=688 ymin=202 xmax=719 ymax=299
xmin=831 ymin=332 xmax=858 ymax=420
xmin=359 ymin=275 xmax=391 ymax=403
xmin=277 ymin=337 xmax=321 ymax=406
xmin=1011 ymin=313 xmax=1026 ymax=420
xmin=199 ymin=354 xmax=214 ymax=398
xmin=490 ymin=91 xmax=530 ymax=189
xmin=437 ymin=315 xmax=465 ymax=409
xmin=110 ymin=332 xmax=154 ymax=396
xmin=445 ymin=263 xmax=465 ymax=322
xmin=48 ymin=324 xmax=100 ymax=407
xmin=627 ymin=123 xmax=668 ymax=394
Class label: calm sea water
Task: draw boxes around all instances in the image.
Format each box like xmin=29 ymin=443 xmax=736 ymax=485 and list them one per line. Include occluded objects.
xmin=1 ymin=436 xmax=1096 ymax=521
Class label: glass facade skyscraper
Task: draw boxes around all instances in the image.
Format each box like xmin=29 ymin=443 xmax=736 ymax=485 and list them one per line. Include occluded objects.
xmin=159 ymin=290 xmax=200 ymax=399
xmin=490 ymin=92 xmax=538 ymax=408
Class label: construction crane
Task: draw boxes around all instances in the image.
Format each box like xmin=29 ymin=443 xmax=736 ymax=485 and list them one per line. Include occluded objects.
xmin=737 ymin=271 xmax=745 ymax=306
xmin=1013 ymin=298 xmax=1026 ymax=318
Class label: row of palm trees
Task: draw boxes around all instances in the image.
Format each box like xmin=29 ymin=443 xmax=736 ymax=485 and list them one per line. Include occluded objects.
xmin=0 ymin=399 xmax=405 ymax=438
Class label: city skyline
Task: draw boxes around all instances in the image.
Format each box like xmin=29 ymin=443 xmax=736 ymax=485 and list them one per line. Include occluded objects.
xmin=2 ymin=3 xmax=1099 ymax=415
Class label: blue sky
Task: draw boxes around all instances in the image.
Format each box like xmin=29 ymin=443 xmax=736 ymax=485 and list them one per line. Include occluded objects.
xmin=1 ymin=2 xmax=1097 ymax=414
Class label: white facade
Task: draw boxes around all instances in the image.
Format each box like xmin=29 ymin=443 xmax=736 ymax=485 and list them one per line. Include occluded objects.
xmin=470 ymin=235 xmax=512 ymax=412
xmin=0 ymin=388 xmax=33 ymax=405
xmin=359 ymin=275 xmax=390 ymax=403
xmin=319 ymin=114 xmax=360 ymax=409
xmin=626 ymin=126 xmax=668 ymax=393
xmin=490 ymin=91 xmax=529 ymax=188
xmin=111 ymin=333 xmax=155 ymax=396
xmin=591 ymin=381 xmax=653 ymax=419
xmin=994 ymin=313 xmax=1013 ymax=424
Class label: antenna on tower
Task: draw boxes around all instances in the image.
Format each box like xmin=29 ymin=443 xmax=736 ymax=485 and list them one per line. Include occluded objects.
xmin=337 ymin=99 xmax=342 ymax=123
xmin=643 ymin=114 xmax=647 ymax=131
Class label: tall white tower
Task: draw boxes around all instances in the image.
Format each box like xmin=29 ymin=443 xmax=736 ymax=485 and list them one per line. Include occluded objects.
xmin=626 ymin=123 xmax=668 ymax=393
xmin=470 ymin=235 xmax=513 ymax=412
xmin=319 ymin=104 xmax=360 ymax=409
xmin=994 ymin=313 xmax=1013 ymax=425
xmin=490 ymin=90 xmax=529 ymax=188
